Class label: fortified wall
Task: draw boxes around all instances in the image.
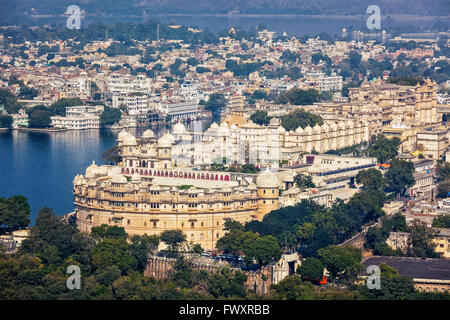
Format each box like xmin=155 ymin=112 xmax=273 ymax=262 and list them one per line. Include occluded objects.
xmin=144 ymin=256 xmax=273 ymax=296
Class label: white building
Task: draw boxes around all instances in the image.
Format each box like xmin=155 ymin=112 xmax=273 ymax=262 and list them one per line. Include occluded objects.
xmin=112 ymin=94 xmax=150 ymax=115
xmin=51 ymin=105 xmax=104 ymax=130
xmin=108 ymin=74 xmax=150 ymax=96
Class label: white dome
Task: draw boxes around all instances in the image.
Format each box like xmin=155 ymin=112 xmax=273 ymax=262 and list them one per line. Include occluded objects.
xmin=142 ymin=129 xmax=155 ymax=138
xmin=85 ymin=161 xmax=99 ymax=177
xmin=256 ymin=168 xmax=280 ymax=188
xmin=218 ymin=124 xmax=230 ymax=136
xmin=165 ymin=133 xmax=175 ymax=143
xmin=131 ymin=174 xmax=141 ymax=182
xmin=158 ymin=135 xmax=172 ymax=147
xmin=123 ymin=134 xmax=137 ymax=146
xmin=173 ymin=122 xmax=186 ymax=133
xmin=313 ymin=124 xmax=321 ymax=132
xmin=118 ymin=130 xmax=130 ymax=141
xmin=111 ymin=175 xmax=127 ymax=184
xmin=210 ymin=122 xmax=219 ymax=129
xmin=295 ymin=126 xmax=304 ymax=134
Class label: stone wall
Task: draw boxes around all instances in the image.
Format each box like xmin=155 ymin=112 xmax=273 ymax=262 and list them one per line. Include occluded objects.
xmin=144 ymin=256 xmax=273 ymax=296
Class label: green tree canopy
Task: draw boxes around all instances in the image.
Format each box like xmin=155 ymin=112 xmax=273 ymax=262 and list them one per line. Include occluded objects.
xmin=249 ymin=110 xmax=271 ymax=126
xmin=294 ymin=173 xmax=316 ymax=191
xmin=276 ymin=88 xmax=323 ymax=105
xmin=385 ymin=159 xmax=415 ymax=195
xmin=356 ymin=168 xmax=386 ymax=191
xmin=0 ymin=115 xmax=13 ymax=128
xmin=160 ymin=230 xmax=186 ymax=253
xmin=100 ymin=106 xmax=122 ymax=127
xmin=0 ymin=195 xmax=30 ymax=234
xmin=281 ymin=109 xmax=323 ymax=131
xmin=368 ymin=134 xmax=401 ymax=163
xmin=317 ymin=245 xmax=363 ymax=283
xmin=297 ymin=257 xmax=324 ymax=282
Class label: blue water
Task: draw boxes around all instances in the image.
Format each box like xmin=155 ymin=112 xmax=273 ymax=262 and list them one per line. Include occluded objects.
xmin=0 ymin=129 xmax=117 ymax=222
xmin=0 ymin=121 xmax=210 ymax=223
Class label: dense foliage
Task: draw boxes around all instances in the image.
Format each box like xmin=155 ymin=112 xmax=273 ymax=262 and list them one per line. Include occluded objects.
xmin=281 ymin=109 xmax=323 ymax=131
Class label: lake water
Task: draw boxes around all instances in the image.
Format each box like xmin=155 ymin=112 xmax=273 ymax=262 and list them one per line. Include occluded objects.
xmin=0 ymin=120 xmax=210 ymax=223
xmin=32 ymin=14 xmax=447 ymax=37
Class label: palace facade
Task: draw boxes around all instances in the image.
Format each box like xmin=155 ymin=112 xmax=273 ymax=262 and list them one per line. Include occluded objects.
xmin=74 ymin=160 xmax=280 ymax=250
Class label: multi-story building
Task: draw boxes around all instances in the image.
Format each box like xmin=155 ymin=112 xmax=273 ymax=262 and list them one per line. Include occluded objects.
xmin=112 ymin=94 xmax=150 ymax=115
xmin=51 ymin=105 xmax=104 ymax=130
xmin=74 ymin=152 xmax=280 ymax=250
xmin=387 ymin=228 xmax=450 ymax=259
xmin=416 ymin=128 xmax=448 ymax=160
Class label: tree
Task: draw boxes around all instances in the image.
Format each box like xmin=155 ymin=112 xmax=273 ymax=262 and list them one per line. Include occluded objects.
xmin=204 ymin=93 xmax=226 ymax=120
xmin=249 ymin=110 xmax=271 ymax=126
xmin=432 ymin=215 xmax=450 ymax=228
xmin=0 ymin=88 xmax=22 ymax=114
xmin=276 ymin=88 xmax=323 ymax=105
xmin=20 ymin=207 xmax=77 ymax=260
xmin=91 ymin=224 xmax=128 ymax=240
xmin=317 ymin=245 xmax=363 ymax=284
xmin=208 ymin=267 xmax=248 ymax=299
xmin=297 ymin=258 xmax=324 ymax=282
xmin=294 ymin=173 xmax=315 ymax=191
xmin=130 ymin=234 xmax=160 ymax=272
xmin=0 ymin=115 xmax=13 ymax=128
xmin=385 ymin=159 xmax=415 ymax=196
xmin=100 ymin=146 xmax=122 ymax=165
xmin=356 ymin=168 xmax=386 ymax=191
xmin=244 ymin=235 xmax=282 ymax=266
xmin=408 ymin=219 xmax=439 ymax=258
xmin=100 ymin=106 xmax=122 ymax=127
xmin=368 ymin=134 xmax=401 ymax=163
xmin=28 ymin=109 xmax=51 ymax=128
xmin=216 ymin=229 xmax=258 ymax=256
xmin=91 ymin=238 xmax=137 ymax=274
xmin=49 ymin=98 xmax=83 ymax=116
xmin=270 ymin=274 xmax=315 ymax=300
xmin=281 ymin=109 xmax=323 ymax=131
xmin=160 ymin=230 xmax=186 ymax=254
xmin=437 ymin=161 xmax=450 ymax=180
xmin=0 ymin=195 xmax=30 ymax=234
xmin=348 ymin=51 xmax=362 ymax=69
xmin=192 ymin=243 xmax=203 ymax=254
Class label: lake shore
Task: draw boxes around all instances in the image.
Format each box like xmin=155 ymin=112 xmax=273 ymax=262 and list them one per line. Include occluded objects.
xmin=15 ymin=127 xmax=68 ymax=133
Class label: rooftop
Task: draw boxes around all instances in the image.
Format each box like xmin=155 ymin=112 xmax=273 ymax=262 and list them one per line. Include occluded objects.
xmin=361 ymin=256 xmax=450 ymax=281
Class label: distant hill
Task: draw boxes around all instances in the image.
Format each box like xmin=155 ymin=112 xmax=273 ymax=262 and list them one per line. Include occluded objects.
xmin=0 ymin=0 xmax=449 ymax=25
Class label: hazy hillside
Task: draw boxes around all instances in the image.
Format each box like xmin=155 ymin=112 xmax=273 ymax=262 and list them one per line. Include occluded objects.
xmin=3 ymin=0 xmax=450 ymax=16
xmin=0 ymin=0 xmax=448 ymax=25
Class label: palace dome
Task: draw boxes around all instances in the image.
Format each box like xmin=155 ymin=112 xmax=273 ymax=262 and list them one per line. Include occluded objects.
xmin=313 ymin=124 xmax=321 ymax=132
xmin=123 ymin=134 xmax=137 ymax=146
xmin=118 ymin=130 xmax=130 ymax=142
xmin=142 ymin=129 xmax=155 ymax=139
xmin=111 ymin=175 xmax=127 ymax=184
xmin=158 ymin=135 xmax=172 ymax=148
xmin=85 ymin=161 xmax=99 ymax=178
xmin=173 ymin=122 xmax=186 ymax=133
xmin=256 ymin=168 xmax=280 ymax=188
xmin=131 ymin=174 xmax=141 ymax=182
xmin=210 ymin=122 xmax=219 ymax=129
xmin=218 ymin=124 xmax=230 ymax=136
xmin=295 ymin=126 xmax=304 ymax=134
xmin=165 ymin=132 xmax=175 ymax=143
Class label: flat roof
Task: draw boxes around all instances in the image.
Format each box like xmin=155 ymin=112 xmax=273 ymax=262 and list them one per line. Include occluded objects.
xmin=361 ymin=256 xmax=450 ymax=280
